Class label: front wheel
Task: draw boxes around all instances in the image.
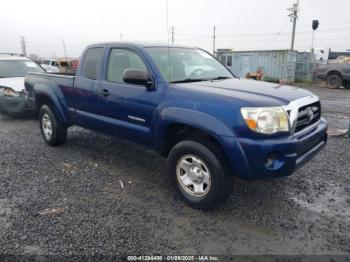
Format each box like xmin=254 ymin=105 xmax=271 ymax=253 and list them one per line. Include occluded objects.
xmin=167 ymin=140 xmax=234 ymax=209
xmin=39 ymin=105 xmax=67 ymax=146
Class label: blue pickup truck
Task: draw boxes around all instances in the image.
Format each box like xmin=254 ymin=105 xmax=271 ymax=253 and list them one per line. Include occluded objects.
xmin=25 ymin=42 xmax=328 ymax=209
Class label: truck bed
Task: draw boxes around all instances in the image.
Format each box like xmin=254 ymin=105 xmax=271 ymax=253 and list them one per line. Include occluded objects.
xmin=25 ymin=72 xmax=75 ymax=98
xmin=49 ymin=72 xmax=76 ymax=77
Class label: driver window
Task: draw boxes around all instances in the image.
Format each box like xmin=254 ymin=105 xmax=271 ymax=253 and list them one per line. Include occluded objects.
xmin=107 ymin=49 xmax=147 ymax=83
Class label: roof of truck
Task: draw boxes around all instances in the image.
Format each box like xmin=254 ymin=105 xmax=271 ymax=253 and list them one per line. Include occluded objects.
xmin=87 ymin=41 xmax=197 ymax=49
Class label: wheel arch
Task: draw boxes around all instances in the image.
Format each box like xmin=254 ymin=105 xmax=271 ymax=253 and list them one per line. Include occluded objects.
xmin=327 ymin=70 xmax=343 ymax=78
xmin=33 ymin=83 xmax=69 ymax=124
xmin=158 ymin=122 xmax=237 ymax=177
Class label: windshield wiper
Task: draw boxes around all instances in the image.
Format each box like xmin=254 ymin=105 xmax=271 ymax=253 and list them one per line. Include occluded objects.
xmin=210 ymin=76 xmax=232 ymax=81
xmin=0 ymin=76 xmax=23 ymax=78
xmin=170 ymin=76 xmax=232 ymax=83
xmin=170 ymin=78 xmax=208 ymax=84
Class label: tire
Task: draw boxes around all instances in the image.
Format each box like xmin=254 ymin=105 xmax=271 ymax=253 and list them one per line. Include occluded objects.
xmin=343 ymin=80 xmax=350 ymax=89
xmin=326 ymin=74 xmax=342 ymax=89
xmin=39 ymin=105 xmax=67 ymax=146
xmin=167 ymin=139 xmax=234 ymax=210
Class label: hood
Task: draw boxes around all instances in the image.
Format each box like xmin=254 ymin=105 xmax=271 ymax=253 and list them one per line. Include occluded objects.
xmin=172 ymin=78 xmax=313 ymax=106
xmin=0 ymin=77 xmax=25 ymax=92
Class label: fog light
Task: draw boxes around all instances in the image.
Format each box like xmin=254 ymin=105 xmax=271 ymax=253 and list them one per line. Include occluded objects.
xmin=265 ymin=153 xmax=277 ymax=169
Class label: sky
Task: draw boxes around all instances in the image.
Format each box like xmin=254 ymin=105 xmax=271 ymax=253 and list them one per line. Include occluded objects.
xmin=0 ymin=0 xmax=350 ymax=58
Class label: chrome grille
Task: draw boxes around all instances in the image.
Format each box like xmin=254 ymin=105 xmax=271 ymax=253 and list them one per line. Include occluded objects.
xmin=282 ymin=95 xmax=321 ymax=135
xmin=295 ymin=101 xmax=321 ymax=133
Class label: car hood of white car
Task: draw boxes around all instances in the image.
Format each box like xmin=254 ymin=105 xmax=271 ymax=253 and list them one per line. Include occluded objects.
xmin=0 ymin=77 xmax=25 ymax=92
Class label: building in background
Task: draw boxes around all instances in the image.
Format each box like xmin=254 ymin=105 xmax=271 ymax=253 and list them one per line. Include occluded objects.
xmin=216 ymin=49 xmax=315 ymax=83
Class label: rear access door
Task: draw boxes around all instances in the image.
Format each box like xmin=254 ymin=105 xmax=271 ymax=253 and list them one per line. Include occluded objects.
xmin=74 ymin=47 xmax=107 ymax=131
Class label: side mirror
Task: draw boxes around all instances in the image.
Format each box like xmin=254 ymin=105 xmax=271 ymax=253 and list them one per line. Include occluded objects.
xmin=123 ymin=69 xmax=154 ymax=89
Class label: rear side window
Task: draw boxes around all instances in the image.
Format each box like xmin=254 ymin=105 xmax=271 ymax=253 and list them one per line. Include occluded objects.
xmin=107 ymin=49 xmax=147 ymax=83
xmin=82 ymin=47 xmax=104 ymax=80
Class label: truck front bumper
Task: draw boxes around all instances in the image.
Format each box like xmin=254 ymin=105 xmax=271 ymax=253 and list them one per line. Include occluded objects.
xmin=225 ymin=117 xmax=328 ymax=180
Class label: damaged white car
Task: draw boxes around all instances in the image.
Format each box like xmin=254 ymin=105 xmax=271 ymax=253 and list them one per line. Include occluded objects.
xmin=0 ymin=54 xmax=45 ymax=116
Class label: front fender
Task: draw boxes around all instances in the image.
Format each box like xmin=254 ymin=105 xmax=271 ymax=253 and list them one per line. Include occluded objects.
xmin=34 ymin=83 xmax=69 ymax=125
xmin=156 ymin=107 xmax=235 ymax=139
xmin=153 ymin=107 xmax=252 ymax=177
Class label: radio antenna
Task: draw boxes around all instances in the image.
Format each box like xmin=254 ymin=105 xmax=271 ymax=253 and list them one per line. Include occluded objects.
xmin=166 ymin=1 xmax=170 ymax=45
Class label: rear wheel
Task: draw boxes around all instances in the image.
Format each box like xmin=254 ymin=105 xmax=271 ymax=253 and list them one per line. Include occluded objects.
xmin=167 ymin=139 xmax=234 ymax=209
xmin=326 ymin=74 xmax=342 ymax=89
xmin=39 ymin=105 xmax=67 ymax=146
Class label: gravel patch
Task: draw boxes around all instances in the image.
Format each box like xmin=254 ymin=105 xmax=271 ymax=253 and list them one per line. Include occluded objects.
xmin=0 ymin=85 xmax=349 ymax=256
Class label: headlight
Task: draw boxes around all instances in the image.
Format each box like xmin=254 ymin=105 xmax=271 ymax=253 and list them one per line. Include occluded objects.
xmin=241 ymin=107 xmax=289 ymax=134
xmin=0 ymin=87 xmax=18 ymax=97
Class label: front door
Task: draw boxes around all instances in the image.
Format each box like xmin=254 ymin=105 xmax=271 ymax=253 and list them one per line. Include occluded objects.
xmin=97 ymin=47 xmax=161 ymax=146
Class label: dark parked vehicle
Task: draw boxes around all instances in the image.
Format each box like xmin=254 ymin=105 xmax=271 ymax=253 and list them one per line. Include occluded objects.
xmin=25 ymin=42 xmax=328 ymax=209
xmin=316 ymin=63 xmax=350 ymax=89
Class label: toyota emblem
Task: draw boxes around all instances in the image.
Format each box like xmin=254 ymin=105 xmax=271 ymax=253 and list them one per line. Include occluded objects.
xmin=307 ymin=107 xmax=314 ymax=122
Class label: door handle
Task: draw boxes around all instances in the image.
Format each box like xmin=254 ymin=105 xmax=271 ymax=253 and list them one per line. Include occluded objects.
xmin=100 ymin=89 xmax=111 ymax=97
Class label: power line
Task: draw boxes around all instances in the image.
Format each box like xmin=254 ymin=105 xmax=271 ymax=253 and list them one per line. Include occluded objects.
xmin=266 ymin=20 xmax=289 ymax=48
xmin=175 ymin=26 xmax=350 ymax=42
xmin=22 ymin=25 xmax=350 ymax=49
xmin=172 ymin=21 xmax=350 ymax=33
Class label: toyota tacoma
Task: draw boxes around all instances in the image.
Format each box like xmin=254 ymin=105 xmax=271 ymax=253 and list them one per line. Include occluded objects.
xmin=25 ymin=42 xmax=328 ymax=209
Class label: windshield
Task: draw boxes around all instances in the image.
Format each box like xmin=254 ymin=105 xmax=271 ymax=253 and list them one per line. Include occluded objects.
xmin=0 ymin=60 xmax=44 ymax=78
xmin=146 ymin=47 xmax=233 ymax=83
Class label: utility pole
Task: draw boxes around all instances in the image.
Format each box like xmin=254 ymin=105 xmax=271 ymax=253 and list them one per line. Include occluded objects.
xmin=20 ymin=36 xmax=27 ymax=56
xmin=171 ymin=26 xmax=175 ymax=44
xmin=213 ymin=26 xmax=216 ymax=55
xmin=288 ymin=0 xmax=299 ymax=50
xmin=62 ymin=39 xmax=67 ymax=58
